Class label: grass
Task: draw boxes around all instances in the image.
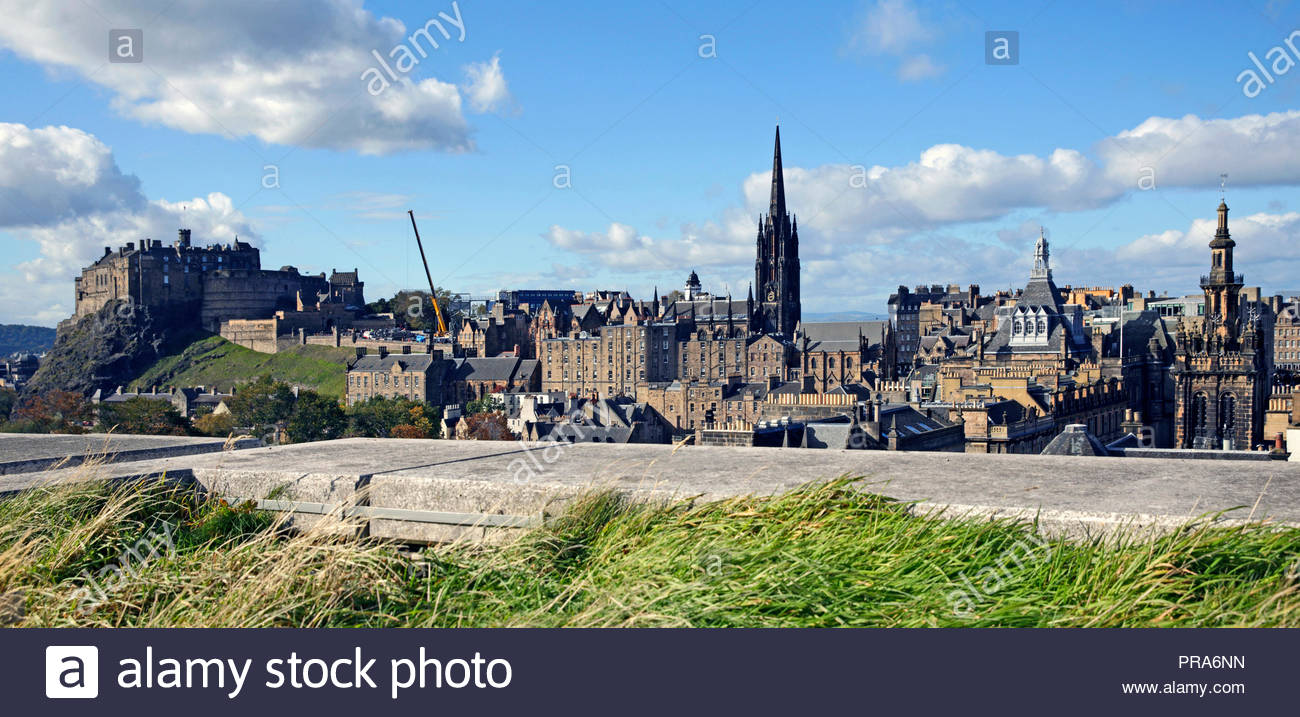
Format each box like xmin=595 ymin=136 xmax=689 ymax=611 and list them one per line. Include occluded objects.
xmin=1 ymin=478 xmax=1298 ymax=627
xmin=129 ymin=334 xmax=355 ymax=397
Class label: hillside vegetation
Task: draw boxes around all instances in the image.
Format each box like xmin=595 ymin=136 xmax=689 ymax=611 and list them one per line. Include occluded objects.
xmin=0 ymin=324 xmax=55 ymax=356
xmin=129 ymin=335 xmax=355 ymax=397
xmin=4 ymin=479 xmax=1297 ymax=628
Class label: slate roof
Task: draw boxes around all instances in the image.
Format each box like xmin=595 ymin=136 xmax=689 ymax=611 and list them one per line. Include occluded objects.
xmin=531 ymin=422 xmax=634 ymax=443
xmin=880 ymin=404 xmax=952 ymax=436
xmin=1111 ymin=310 xmax=1175 ymax=357
xmin=1019 ymin=276 xmax=1064 ymax=312
xmin=452 ymin=357 xmax=525 ymax=383
xmin=664 ymin=298 xmax=749 ymax=321
xmin=1040 ymin=424 xmax=1110 ymax=456
xmin=349 ymin=353 xmax=438 ymax=373
xmin=800 ymin=320 xmax=888 ymax=352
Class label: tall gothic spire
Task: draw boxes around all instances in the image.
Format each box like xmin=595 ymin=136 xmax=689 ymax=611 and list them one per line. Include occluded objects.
xmin=770 ymin=126 xmax=786 ymax=220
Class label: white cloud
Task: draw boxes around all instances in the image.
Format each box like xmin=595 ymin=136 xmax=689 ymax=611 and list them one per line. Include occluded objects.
xmin=847 ymin=0 xmax=932 ymax=55
xmin=737 ymin=145 xmax=1118 ymax=241
xmin=1099 ymin=111 xmax=1300 ymax=191
xmin=542 ymin=110 xmax=1300 ymax=309
xmin=897 ymin=53 xmax=944 ymax=82
xmin=0 ymin=0 xmax=513 ymax=155
xmin=0 ymin=123 xmax=257 ymax=324
xmin=543 ymin=216 xmax=754 ymax=273
xmin=0 ymin=123 xmax=145 ymax=226
xmin=462 ymin=52 xmax=514 ymax=114
xmin=844 ymin=0 xmax=945 ymax=81
xmin=1115 ymin=210 xmax=1300 ymax=288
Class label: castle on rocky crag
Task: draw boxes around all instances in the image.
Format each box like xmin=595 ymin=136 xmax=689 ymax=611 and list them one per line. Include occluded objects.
xmin=70 ymin=229 xmax=365 ymax=334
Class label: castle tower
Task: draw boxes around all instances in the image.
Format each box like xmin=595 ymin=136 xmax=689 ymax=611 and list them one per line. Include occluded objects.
xmin=754 ymin=126 xmax=801 ymax=337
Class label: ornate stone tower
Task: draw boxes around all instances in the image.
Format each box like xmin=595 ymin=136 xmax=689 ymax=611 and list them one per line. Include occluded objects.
xmin=1172 ymin=199 xmax=1265 ymax=450
xmin=754 ymin=126 xmax=801 ymax=337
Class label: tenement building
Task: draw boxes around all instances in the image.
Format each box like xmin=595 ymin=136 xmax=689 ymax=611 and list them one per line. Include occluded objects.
xmin=1171 ymin=200 xmax=1267 ymax=450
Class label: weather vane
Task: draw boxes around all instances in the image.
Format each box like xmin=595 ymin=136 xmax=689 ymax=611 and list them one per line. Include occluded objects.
xmin=1219 ymin=173 xmax=1228 ymax=201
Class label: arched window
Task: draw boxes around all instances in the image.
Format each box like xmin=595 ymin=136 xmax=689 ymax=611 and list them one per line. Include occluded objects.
xmin=1190 ymin=392 xmax=1208 ymax=446
xmin=1218 ymin=393 xmax=1237 ymax=446
xmin=1013 ymin=320 xmax=1023 ymax=335
xmin=1037 ymin=318 xmax=1047 ymax=334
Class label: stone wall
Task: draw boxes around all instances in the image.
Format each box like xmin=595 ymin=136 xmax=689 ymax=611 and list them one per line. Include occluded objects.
xmin=219 ymin=318 xmax=280 ymax=353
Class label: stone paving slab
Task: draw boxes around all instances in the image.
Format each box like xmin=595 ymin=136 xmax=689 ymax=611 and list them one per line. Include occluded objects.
xmin=4 ymin=438 xmax=1298 ymax=540
xmin=0 ymin=433 xmax=259 ymax=475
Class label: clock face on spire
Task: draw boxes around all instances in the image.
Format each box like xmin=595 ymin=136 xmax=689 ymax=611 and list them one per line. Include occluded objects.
xmin=767 ymin=288 xmax=776 ymax=302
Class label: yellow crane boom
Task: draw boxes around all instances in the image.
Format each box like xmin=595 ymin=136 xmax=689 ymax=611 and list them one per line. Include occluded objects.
xmin=407 ymin=209 xmax=448 ymax=336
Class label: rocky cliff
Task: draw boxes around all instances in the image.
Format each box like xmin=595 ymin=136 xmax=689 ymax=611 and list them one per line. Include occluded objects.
xmin=24 ymin=300 xmax=200 ymax=397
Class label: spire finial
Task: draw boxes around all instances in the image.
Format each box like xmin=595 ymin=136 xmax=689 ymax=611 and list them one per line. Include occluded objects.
xmin=1220 ymin=172 xmax=1228 ymax=202
xmin=770 ymin=126 xmax=786 ymax=220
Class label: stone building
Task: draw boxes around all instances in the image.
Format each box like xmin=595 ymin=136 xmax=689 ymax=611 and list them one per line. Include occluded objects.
xmin=797 ymin=321 xmax=895 ymax=392
xmin=539 ymin=323 xmax=679 ymax=397
xmin=345 ymin=349 xmax=453 ymax=405
xmin=457 ymin=302 xmax=532 ymax=358
xmin=71 ymin=228 xmax=362 ymax=334
xmin=1273 ymin=301 xmax=1300 ymax=373
xmin=1171 ymin=200 xmax=1267 ymax=450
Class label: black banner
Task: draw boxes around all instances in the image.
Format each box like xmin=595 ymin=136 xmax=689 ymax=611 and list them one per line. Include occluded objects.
xmin=1 ymin=629 xmax=1291 ymax=713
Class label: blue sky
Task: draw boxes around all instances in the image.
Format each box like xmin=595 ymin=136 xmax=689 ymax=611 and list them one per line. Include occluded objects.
xmin=4 ymin=0 xmax=1300 ymax=325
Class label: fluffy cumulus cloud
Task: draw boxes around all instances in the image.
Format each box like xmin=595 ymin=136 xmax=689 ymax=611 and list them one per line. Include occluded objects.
xmin=1099 ymin=111 xmax=1300 ymax=191
xmin=543 ymin=218 xmax=754 ymax=273
xmin=0 ymin=124 xmax=145 ymax=226
xmin=543 ymin=110 xmax=1300 ymax=310
xmin=0 ymin=123 xmax=256 ymax=324
xmin=844 ymin=0 xmax=945 ymax=82
xmin=0 ymin=0 xmax=512 ymax=155
xmin=1115 ymin=210 xmax=1300 ymax=288
xmin=462 ymin=53 xmax=514 ymax=114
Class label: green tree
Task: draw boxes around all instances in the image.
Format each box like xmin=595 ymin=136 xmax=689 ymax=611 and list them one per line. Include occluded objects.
xmin=390 ymin=288 xmax=455 ymax=331
xmin=9 ymin=390 xmax=93 ymax=433
xmin=465 ymin=394 xmax=504 ymax=415
xmin=347 ymin=396 xmax=441 ymax=438
xmin=97 ymin=397 xmax=191 ymax=436
xmin=462 ymin=411 xmax=513 ymax=440
xmin=0 ymin=388 xmax=16 ymax=422
xmin=287 ymin=391 xmax=348 ymax=443
xmin=227 ymin=375 xmax=296 ymax=428
xmin=193 ymin=411 xmax=235 ymax=437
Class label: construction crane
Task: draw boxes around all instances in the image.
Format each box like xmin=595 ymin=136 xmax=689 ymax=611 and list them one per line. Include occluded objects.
xmin=407 ymin=209 xmax=449 ymax=336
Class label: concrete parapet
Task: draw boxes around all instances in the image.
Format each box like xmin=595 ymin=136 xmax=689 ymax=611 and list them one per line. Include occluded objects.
xmin=4 ymin=437 xmax=1297 ymax=543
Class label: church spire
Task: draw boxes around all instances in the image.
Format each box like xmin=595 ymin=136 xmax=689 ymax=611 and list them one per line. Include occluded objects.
xmin=770 ymin=125 xmax=786 ymax=220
